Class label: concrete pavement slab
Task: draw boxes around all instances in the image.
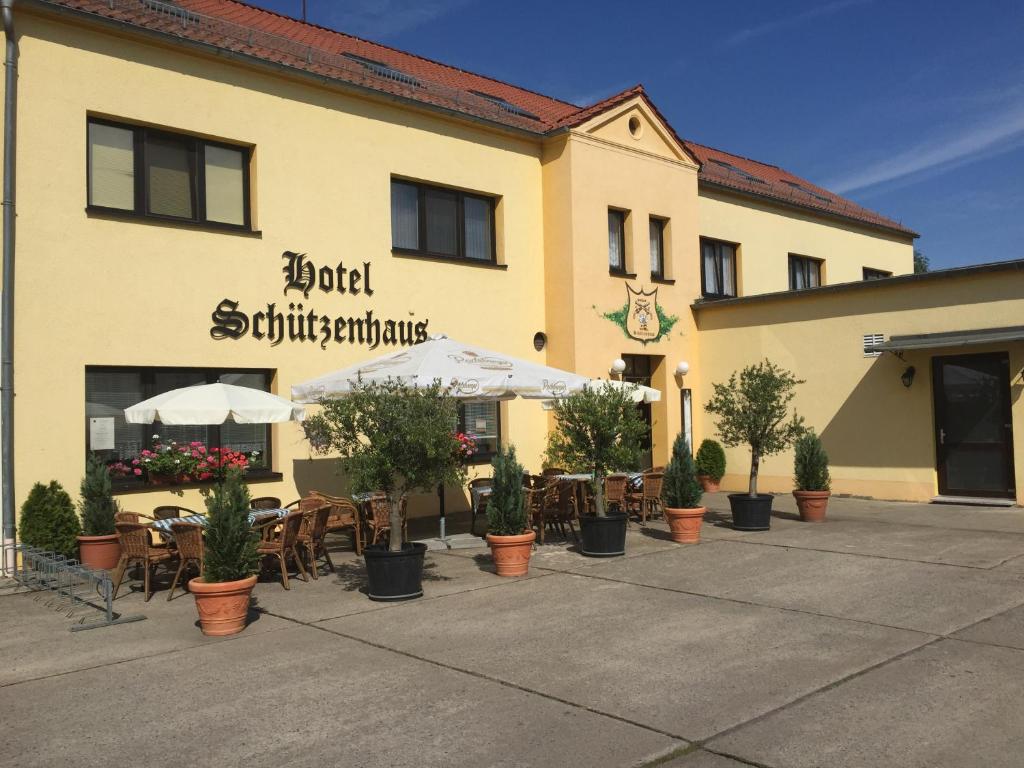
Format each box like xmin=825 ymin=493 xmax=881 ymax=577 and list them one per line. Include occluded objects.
xmin=951 ymin=604 xmax=1024 ymax=650
xmin=710 ymin=639 xmax=1024 ymax=768
xmin=572 ymin=540 xmax=1024 ymax=635
xmin=0 ymin=623 xmax=681 ymax=768
xmin=743 ymin=517 xmax=1024 ymax=567
xmin=320 ymin=572 xmax=928 ymax=741
xmin=996 ymin=553 xmax=1024 ymax=572
xmin=660 ymin=749 xmax=753 ymax=767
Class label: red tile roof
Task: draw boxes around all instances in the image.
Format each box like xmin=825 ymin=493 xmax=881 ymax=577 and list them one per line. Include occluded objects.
xmin=42 ymin=0 xmax=916 ymax=237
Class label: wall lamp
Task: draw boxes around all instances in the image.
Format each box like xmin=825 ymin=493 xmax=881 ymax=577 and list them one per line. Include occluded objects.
xmin=675 ymin=361 xmax=690 ymax=377
xmin=610 ymin=358 xmax=626 ymax=377
xmin=901 ymin=365 xmax=916 ymax=388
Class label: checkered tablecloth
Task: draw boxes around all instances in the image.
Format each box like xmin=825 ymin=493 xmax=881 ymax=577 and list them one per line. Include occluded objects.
xmin=150 ymin=508 xmax=289 ymax=532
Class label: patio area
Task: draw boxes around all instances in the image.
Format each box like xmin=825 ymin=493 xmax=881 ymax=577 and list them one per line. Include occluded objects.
xmin=2 ymin=493 xmax=1024 ymax=767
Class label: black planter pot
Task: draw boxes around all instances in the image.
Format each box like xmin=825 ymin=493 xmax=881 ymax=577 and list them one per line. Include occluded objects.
xmin=728 ymin=493 xmax=774 ymax=531
xmin=578 ymin=511 xmax=628 ymax=557
xmin=363 ymin=542 xmax=427 ymax=601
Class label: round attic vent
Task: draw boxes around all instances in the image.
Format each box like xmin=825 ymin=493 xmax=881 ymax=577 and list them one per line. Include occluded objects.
xmin=628 ymin=115 xmax=642 ymax=138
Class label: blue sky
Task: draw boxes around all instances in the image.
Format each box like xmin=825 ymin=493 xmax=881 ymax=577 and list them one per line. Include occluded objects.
xmin=251 ymin=0 xmax=1023 ymax=270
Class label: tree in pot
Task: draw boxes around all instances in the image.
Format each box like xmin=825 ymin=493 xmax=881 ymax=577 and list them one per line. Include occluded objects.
xmin=694 ymin=438 xmax=726 ymax=493
xmin=662 ymin=434 xmax=705 ymax=543
xmin=189 ymin=468 xmax=259 ymax=636
xmin=19 ymin=481 xmax=81 ymax=558
xmin=485 ymin=445 xmax=534 ymax=576
xmin=545 ymin=383 xmax=648 ymax=556
xmin=77 ymin=454 xmax=122 ymax=570
xmin=301 ymin=380 xmax=466 ymax=600
xmin=793 ymin=431 xmax=831 ymax=522
xmin=705 ymin=360 xmax=804 ymax=531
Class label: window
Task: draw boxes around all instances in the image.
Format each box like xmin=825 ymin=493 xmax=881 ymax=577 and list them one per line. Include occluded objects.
xmin=390 ymin=179 xmax=496 ymax=263
xmin=458 ymin=401 xmax=500 ymax=461
xmin=87 ymin=118 xmax=251 ymax=229
xmin=709 ymin=159 xmax=766 ymax=185
xmin=700 ymin=238 xmax=737 ymax=298
xmin=608 ymin=209 xmax=627 ymax=273
xmin=789 ymin=254 xmax=822 ymax=290
xmin=863 ymin=333 xmax=885 ymax=357
xmin=343 ymin=53 xmax=420 ymax=87
xmin=863 ymin=267 xmax=892 ymax=281
xmin=781 ymin=179 xmax=832 ymax=204
xmin=85 ymin=367 xmax=274 ymax=486
xmin=469 ymin=90 xmax=540 ymax=121
xmin=649 ymin=217 xmax=666 ymax=278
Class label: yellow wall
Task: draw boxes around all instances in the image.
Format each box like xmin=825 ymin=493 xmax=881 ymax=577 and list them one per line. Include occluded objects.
xmin=698 ymin=187 xmax=915 ymax=295
xmin=694 ymin=269 xmax=1024 ymax=503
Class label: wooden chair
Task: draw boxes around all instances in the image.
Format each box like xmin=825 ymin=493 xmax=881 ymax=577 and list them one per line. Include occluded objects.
xmin=112 ymin=522 xmax=176 ymax=602
xmin=153 ymin=505 xmax=200 ymax=521
xmin=250 ymin=496 xmax=283 ymax=510
xmin=293 ymin=492 xmax=363 ymax=555
xmin=297 ymin=504 xmax=333 ymax=579
xmin=366 ymin=493 xmax=408 ymax=548
xmin=533 ymin=480 xmax=561 ymax=544
xmin=604 ymin=474 xmax=630 ymax=513
xmin=166 ymin=522 xmax=204 ymax=600
xmin=256 ymin=510 xmax=308 ymax=590
xmin=468 ymin=477 xmax=493 ymax=536
xmin=552 ymin=479 xmax=581 ymax=544
xmin=626 ymin=472 xmax=665 ymax=524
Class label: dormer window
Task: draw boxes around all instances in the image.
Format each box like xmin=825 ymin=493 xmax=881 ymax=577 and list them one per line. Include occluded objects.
xmin=469 ymin=91 xmax=540 ymax=121
xmin=781 ymin=179 xmax=831 ymax=204
xmin=709 ymin=159 xmax=766 ymax=185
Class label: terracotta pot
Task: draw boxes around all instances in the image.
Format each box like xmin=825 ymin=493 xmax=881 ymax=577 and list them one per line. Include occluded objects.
xmin=664 ymin=507 xmax=706 ymax=544
xmin=188 ymin=575 xmax=257 ymax=636
xmin=77 ymin=534 xmax=121 ymax=570
xmin=486 ymin=530 xmax=536 ymax=577
xmin=698 ymin=475 xmax=721 ymax=493
xmin=793 ymin=490 xmax=830 ymax=523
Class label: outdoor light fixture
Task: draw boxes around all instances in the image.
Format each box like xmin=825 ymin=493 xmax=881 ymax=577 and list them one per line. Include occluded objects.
xmin=675 ymin=361 xmax=690 ymax=376
xmin=611 ymin=358 xmax=626 ymax=375
xmin=901 ymin=365 xmax=916 ymax=388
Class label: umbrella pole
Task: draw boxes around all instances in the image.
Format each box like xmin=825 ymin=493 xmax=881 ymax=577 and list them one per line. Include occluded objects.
xmin=437 ymin=483 xmax=447 ymax=544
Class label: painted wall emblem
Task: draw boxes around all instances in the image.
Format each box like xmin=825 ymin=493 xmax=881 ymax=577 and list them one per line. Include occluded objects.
xmin=603 ymin=284 xmax=678 ymax=344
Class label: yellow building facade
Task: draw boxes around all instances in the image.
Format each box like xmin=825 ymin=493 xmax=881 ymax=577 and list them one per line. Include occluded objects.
xmin=1 ymin=0 xmax=1020 ymax=541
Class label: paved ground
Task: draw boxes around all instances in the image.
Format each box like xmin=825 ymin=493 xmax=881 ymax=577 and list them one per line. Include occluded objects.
xmin=2 ymin=492 xmax=1023 ymax=767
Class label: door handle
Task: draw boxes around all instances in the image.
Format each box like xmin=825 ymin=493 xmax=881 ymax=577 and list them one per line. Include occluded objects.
xmin=939 ymin=428 xmax=946 ymax=445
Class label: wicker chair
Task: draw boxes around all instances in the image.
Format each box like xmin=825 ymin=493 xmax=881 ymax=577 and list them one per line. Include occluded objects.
xmin=250 ymin=496 xmax=283 ymax=510
xmin=627 ymin=472 xmax=665 ymax=524
xmin=366 ymin=493 xmax=408 ymax=548
xmin=532 ymin=480 xmax=561 ymax=544
xmin=468 ymin=477 xmax=493 ymax=536
xmin=112 ymin=522 xmax=176 ymax=602
xmin=542 ymin=467 xmax=567 ymax=478
xmin=296 ymin=504 xmax=333 ymax=579
xmin=166 ymin=522 xmax=205 ymax=600
xmin=552 ymin=479 xmax=581 ymax=544
xmin=256 ymin=509 xmax=308 ymax=590
xmin=153 ymin=505 xmax=200 ymax=521
xmin=114 ymin=511 xmax=156 ymax=524
xmin=291 ymin=492 xmax=363 ymax=554
xmin=604 ymin=474 xmax=630 ymax=513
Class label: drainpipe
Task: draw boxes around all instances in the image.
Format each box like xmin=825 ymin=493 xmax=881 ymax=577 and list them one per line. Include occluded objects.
xmin=1 ymin=0 xmax=16 ymax=575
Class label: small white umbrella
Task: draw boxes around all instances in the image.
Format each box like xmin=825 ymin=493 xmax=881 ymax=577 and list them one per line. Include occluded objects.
xmin=125 ymin=383 xmax=305 ymax=425
xmin=291 ymin=333 xmax=591 ymax=403
xmin=541 ymin=379 xmax=661 ymax=410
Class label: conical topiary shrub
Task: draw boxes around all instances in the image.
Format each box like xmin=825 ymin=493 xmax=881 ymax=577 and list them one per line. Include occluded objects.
xmin=80 ymin=453 xmax=119 ymax=537
xmin=793 ymin=431 xmax=831 ymax=523
xmin=485 ymin=445 xmax=535 ymax=576
xmin=202 ymin=467 xmax=258 ymax=583
xmin=19 ymin=481 xmax=81 ymax=558
xmin=661 ymin=434 xmax=705 ymax=543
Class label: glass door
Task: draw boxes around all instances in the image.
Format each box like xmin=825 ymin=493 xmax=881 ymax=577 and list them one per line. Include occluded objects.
xmin=932 ymin=352 xmax=1015 ymax=498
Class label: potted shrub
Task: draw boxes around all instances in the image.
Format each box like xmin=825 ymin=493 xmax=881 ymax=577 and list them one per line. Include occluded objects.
xmin=662 ymin=434 xmax=705 ymax=543
xmin=695 ymin=438 xmax=726 ymax=493
xmin=302 ymin=380 xmax=466 ymax=600
xmin=485 ymin=445 xmax=534 ymax=576
xmin=77 ymin=453 xmax=122 ymax=570
xmin=545 ymin=383 xmax=648 ymax=557
xmin=793 ymin=431 xmax=831 ymax=522
xmin=705 ymin=360 xmax=804 ymax=531
xmin=18 ymin=481 xmax=81 ymax=558
xmin=188 ymin=467 xmax=259 ymax=636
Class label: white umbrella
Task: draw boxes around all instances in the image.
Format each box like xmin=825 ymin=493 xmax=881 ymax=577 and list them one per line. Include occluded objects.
xmin=541 ymin=379 xmax=661 ymax=410
xmin=291 ymin=334 xmax=591 ymax=403
xmin=125 ymin=383 xmax=305 ymax=425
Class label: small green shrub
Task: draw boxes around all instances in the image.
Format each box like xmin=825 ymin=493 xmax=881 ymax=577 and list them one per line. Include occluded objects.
xmin=662 ymin=434 xmax=703 ymax=509
xmin=19 ymin=481 xmax=81 ymax=557
xmin=486 ymin=445 xmax=527 ymax=536
xmin=794 ymin=432 xmax=831 ymax=491
xmin=694 ymin=439 xmax=726 ymax=481
xmin=202 ymin=468 xmax=258 ymax=583
xmin=79 ymin=453 xmax=119 ymax=536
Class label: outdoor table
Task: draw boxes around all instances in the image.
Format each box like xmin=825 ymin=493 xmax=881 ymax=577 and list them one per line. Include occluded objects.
xmin=150 ymin=508 xmax=290 ymax=535
xmin=554 ymin=473 xmax=644 ymax=514
xmin=470 ymin=485 xmax=492 ymax=514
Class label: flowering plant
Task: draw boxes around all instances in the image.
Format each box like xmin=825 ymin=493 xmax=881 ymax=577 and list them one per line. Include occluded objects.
xmin=106 ymin=435 xmax=258 ymax=483
xmin=196 ymin=447 xmax=252 ymax=481
xmin=453 ymin=432 xmax=477 ymax=463
xmin=138 ymin=440 xmax=202 ymax=477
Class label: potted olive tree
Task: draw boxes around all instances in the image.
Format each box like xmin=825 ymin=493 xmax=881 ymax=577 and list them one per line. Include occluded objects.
xmin=485 ymin=445 xmax=534 ymax=576
xmin=77 ymin=453 xmax=122 ymax=570
xmin=695 ymin=438 xmax=726 ymax=492
xmin=19 ymin=481 xmax=81 ymax=558
xmin=189 ymin=468 xmax=259 ymax=636
xmin=545 ymin=383 xmax=648 ymax=557
xmin=705 ymin=360 xmax=804 ymax=531
xmin=793 ymin=431 xmax=831 ymax=522
xmin=302 ymin=380 xmax=466 ymax=600
xmin=662 ymin=434 xmax=705 ymax=543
